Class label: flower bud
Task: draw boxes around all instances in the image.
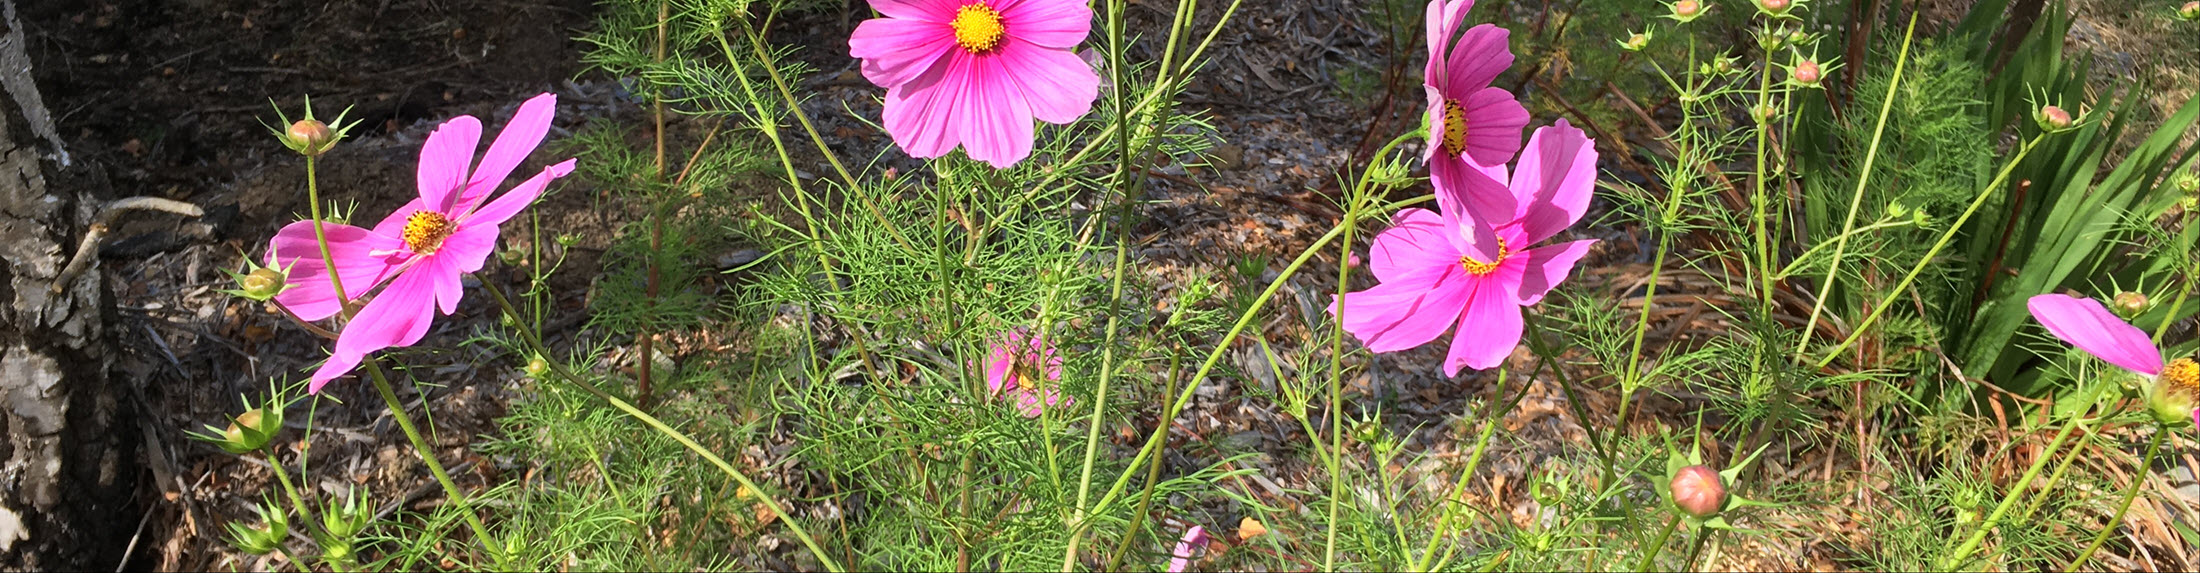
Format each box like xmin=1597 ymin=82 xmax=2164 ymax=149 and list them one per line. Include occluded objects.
xmin=287 ymin=119 xmax=335 ymax=156
xmin=2114 ymin=291 xmax=2150 ymax=318
xmin=1753 ymin=104 xmax=1779 ymax=122
xmin=226 ymin=502 xmax=290 ymax=556
xmin=1620 ymin=31 xmax=1652 ymax=51
xmin=1791 ymin=60 xmax=1823 ymax=87
xmin=2180 ymin=1 xmax=2199 ymax=20
xmin=1669 ymin=0 xmax=1706 ymax=22
xmin=1669 ymin=465 xmax=1727 ymax=518
xmin=2037 ymin=105 xmax=2074 ymax=131
xmin=2178 ymin=173 xmax=2198 ymax=194
xmin=224 ymin=247 xmax=296 ymax=302
xmin=1786 ymin=28 xmax=1811 ymax=47
xmin=1756 ymin=0 xmax=1793 ymax=16
xmin=524 ymin=356 xmax=552 ymax=379
xmin=218 ymin=407 xmax=284 ymax=455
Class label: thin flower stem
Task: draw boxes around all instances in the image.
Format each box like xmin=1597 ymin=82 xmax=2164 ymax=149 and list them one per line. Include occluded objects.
xmin=1938 ymin=415 xmax=2086 ymax=569
xmin=1616 ymin=36 xmax=1705 ymax=440
xmin=1680 ymin=523 xmax=1712 ymax=572
xmin=360 ymin=357 xmax=501 ymax=567
xmin=1412 ymin=368 xmax=1520 ymax=572
xmin=1065 ymin=185 xmax=1437 ymax=548
xmin=1105 ymin=348 xmax=1184 ymax=572
xmin=1749 ymin=21 xmax=1779 ymax=311
xmin=263 ymin=448 xmax=327 ymax=548
xmin=1812 ymin=133 xmax=2045 ymax=369
xmin=1322 ymin=136 xmax=1374 ymax=573
xmin=1635 ymin=514 xmax=1682 ymax=572
xmin=732 ymin=18 xmax=917 ymax=256
xmin=2064 ymin=429 xmax=2168 ymax=572
xmin=2154 ymin=281 xmax=2191 ymax=343
xmin=1796 ymin=14 xmax=1918 ymax=359
xmin=2018 ymin=424 xmax=2095 ymax=524
xmin=479 ymin=282 xmax=844 ymax=572
xmin=301 ymin=156 xmax=355 ymax=318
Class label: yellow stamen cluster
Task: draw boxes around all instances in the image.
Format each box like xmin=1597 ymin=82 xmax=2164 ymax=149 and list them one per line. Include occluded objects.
xmin=2163 ymin=358 xmax=2200 ymax=400
xmin=402 ymin=211 xmax=455 ymax=254
xmin=1440 ymin=99 xmax=1471 ymax=156
xmin=1460 ymin=241 xmax=1511 ymax=276
xmin=1012 ymin=360 xmax=1043 ymax=391
xmin=950 ymin=3 xmax=1007 ymax=54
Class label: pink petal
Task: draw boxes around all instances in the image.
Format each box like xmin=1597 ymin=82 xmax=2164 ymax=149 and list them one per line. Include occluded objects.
xmin=1332 ymin=266 xmax=1475 ymax=353
xmin=2027 ymin=294 xmax=2164 ymax=376
xmin=1430 ymin=156 xmax=1512 ymax=262
xmin=954 ymin=53 xmax=1037 ymax=168
xmin=985 ymin=339 xmax=1016 ymax=395
xmin=1423 ymin=0 xmax=1476 ymax=81
xmin=370 ymin=197 xmax=429 ymax=239
xmin=995 ymin=38 xmax=1100 ymax=124
xmin=308 ymin=263 xmax=442 ymax=392
xmin=1514 ymin=239 xmax=1596 ymax=306
xmin=849 ymin=18 xmax=958 ymax=88
xmin=882 ymin=59 xmax=966 ymax=159
xmin=1368 ymin=208 xmax=1463 ymax=284
xmin=455 ymin=93 xmax=557 ymax=216
xmin=1443 ymin=24 xmax=1513 ymax=91
xmin=463 ymin=158 xmax=576 ymax=230
xmin=1167 ymin=525 xmax=1211 ymax=573
xmin=870 ymin=0 xmax=960 ymax=21
xmin=1013 ymin=387 xmax=1069 ymax=418
xmin=417 ymin=115 xmax=482 ymax=215
xmin=269 ymin=221 xmax=407 ymax=321
xmin=1458 ymin=87 xmax=1528 ymax=167
xmin=1000 ymin=0 xmax=1093 ymax=49
xmin=1444 ymin=273 xmax=1523 ymax=376
xmin=425 ymin=255 xmax=464 ymax=315
xmin=1510 ymin=120 xmax=1597 ymax=244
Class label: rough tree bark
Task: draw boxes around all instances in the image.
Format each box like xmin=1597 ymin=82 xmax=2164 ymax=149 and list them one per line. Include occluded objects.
xmin=0 ymin=0 xmax=140 ymax=569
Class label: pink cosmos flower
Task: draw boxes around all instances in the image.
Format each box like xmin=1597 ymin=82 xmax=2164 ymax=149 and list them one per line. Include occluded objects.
xmin=2027 ymin=294 xmax=2200 ymax=428
xmin=1166 ymin=525 xmax=1210 ymax=573
xmin=272 ymin=93 xmax=576 ymax=392
xmin=1332 ymin=121 xmax=1599 ymax=376
xmin=983 ymin=329 xmax=1070 ymax=417
xmin=1424 ymin=0 xmax=1529 ymax=181
xmin=848 ymin=0 xmax=1101 ymax=168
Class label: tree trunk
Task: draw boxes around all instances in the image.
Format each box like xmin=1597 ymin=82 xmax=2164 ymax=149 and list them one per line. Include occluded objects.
xmin=0 ymin=0 xmax=139 ymax=569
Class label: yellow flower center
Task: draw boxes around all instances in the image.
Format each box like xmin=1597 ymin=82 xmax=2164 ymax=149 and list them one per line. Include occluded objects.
xmin=1459 ymin=241 xmax=1511 ymax=276
xmin=1440 ymin=98 xmax=1470 ymax=156
xmin=1012 ymin=360 xmax=1043 ymax=392
xmin=2163 ymin=358 xmax=2200 ymax=399
xmin=950 ymin=3 xmax=1007 ymax=54
xmin=402 ymin=211 xmax=456 ymax=254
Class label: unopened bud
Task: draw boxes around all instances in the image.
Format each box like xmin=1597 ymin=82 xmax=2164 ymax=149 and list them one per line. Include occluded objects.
xmin=1620 ymin=31 xmax=1652 ymax=51
xmin=1753 ymin=104 xmax=1779 ymax=122
xmin=2037 ymin=105 xmax=2074 ymax=131
xmin=1671 ymin=0 xmax=1705 ymax=21
xmin=2115 ymin=291 xmax=2150 ymax=317
xmin=218 ymin=407 xmax=283 ymax=455
xmin=226 ymin=502 xmax=290 ymax=556
xmin=1670 ymin=465 xmax=1727 ymax=518
xmin=1791 ymin=60 xmax=1823 ymax=87
xmin=287 ymin=120 xmax=334 ymax=156
xmin=524 ymin=356 xmax=551 ymax=379
xmin=2177 ymin=173 xmax=2199 ymax=194
xmin=2180 ymin=1 xmax=2199 ymax=20
xmin=1757 ymin=0 xmax=1793 ymax=15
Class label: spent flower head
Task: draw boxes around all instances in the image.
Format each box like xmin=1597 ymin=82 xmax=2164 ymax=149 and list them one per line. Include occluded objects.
xmin=225 ymin=499 xmax=290 ymax=556
xmin=1666 ymin=0 xmax=1708 ymax=22
xmin=1620 ymin=30 xmax=1652 ymax=51
xmin=223 ymin=245 xmax=297 ymax=302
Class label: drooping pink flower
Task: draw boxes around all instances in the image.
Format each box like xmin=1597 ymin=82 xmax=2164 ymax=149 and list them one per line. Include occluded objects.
xmin=1166 ymin=525 xmax=1210 ymax=573
xmin=272 ymin=93 xmax=576 ymax=392
xmin=983 ymin=329 xmax=1070 ymax=417
xmin=1332 ymin=121 xmax=1599 ymax=376
xmin=848 ymin=0 xmax=1101 ymax=168
xmin=2028 ymin=294 xmax=2200 ymax=428
xmin=1424 ymin=0 xmax=1529 ymax=180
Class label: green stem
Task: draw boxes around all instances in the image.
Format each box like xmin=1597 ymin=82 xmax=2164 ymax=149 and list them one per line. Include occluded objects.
xmin=1322 ymin=140 xmax=1372 ymax=573
xmin=1104 ymin=349 xmax=1183 ymax=572
xmin=1813 ymin=133 xmax=2045 ymax=369
xmin=732 ymin=17 xmax=917 ymax=256
xmin=2064 ymin=429 xmax=2167 ymax=572
xmin=1796 ymin=14 xmax=1919 ymax=358
xmin=1636 ymin=514 xmax=1682 ymax=572
xmin=1680 ymin=525 xmax=1712 ymax=573
xmin=361 ymin=358 xmax=501 ymax=567
xmin=480 ymin=282 xmax=844 ymax=572
xmin=301 ymin=156 xmax=353 ymax=318
xmin=2154 ymin=283 xmax=2190 ymax=343
xmin=1412 ymin=369 xmax=1519 ymax=572
xmin=1938 ymin=416 xmax=2085 ymax=569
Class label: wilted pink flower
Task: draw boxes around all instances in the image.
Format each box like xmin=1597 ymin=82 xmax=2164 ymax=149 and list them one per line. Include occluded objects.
xmin=847 ymin=0 xmax=1101 ymax=168
xmin=1424 ymin=0 xmax=1529 ymax=181
xmin=273 ymin=93 xmax=575 ymax=392
xmin=1166 ymin=525 xmax=1210 ymax=573
xmin=2029 ymin=294 xmax=2200 ymax=428
xmin=1332 ymin=121 xmax=1599 ymax=376
xmin=983 ymin=329 xmax=1070 ymax=417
